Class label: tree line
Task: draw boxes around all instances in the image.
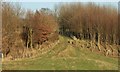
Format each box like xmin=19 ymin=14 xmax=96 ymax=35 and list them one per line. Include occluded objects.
xmin=2 ymin=3 xmax=58 ymax=57
xmin=57 ymin=3 xmax=119 ymax=51
xmin=2 ymin=2 xmax=119 ymax=57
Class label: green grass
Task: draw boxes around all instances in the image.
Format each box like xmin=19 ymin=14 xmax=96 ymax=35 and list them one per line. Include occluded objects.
xmin=0 ymin=59 xmax=1 ymax=70
xmin=2 ymin=35 xmax=118 ymax=70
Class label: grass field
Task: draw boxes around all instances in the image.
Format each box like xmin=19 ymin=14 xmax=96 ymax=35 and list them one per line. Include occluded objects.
xmin=0 ymin=59 xmax=1 ymax=71
xmin=2 ymin=36 xmax=118 ymax=70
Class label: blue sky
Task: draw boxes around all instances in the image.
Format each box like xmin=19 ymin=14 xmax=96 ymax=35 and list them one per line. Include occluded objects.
xmin=4 ymin=0 xmax=120 ymax=2
xmin=20 ymin=2 xmax=59 ymax=11
xmin=19 ymin=2 xmax=118 ymax=11
xmin=3 ymin=0 xmax=119 ymax=10
xmin=4 ymin=0 xmax=119 ymax=11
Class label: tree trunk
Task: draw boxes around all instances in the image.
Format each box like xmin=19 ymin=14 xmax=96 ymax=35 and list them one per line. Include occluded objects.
xmin=29 ymin=28 xmax=33 ymax=48
xmin=90 ymin=33 xmax=95 ymax=52
xmin=113 ymin=34 xmax=116 ymax=45
xmin=98 ymin=33 xmax=101 ymax=51
xmin=26 ymin=27 xmax=33 ymax=48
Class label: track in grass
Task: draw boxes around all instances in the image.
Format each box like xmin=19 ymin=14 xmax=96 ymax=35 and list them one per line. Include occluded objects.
xmin=2 ymin=36 xmax=118 ymax=70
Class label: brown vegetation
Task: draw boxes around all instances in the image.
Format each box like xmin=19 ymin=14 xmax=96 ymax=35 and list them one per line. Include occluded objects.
xmin=1 ymin=2 xmax=120 ymax=60
xmin=2 ymin=3 xmax=58 ymax=59
xmin=57 ymin=3 xmax=119 ymax=55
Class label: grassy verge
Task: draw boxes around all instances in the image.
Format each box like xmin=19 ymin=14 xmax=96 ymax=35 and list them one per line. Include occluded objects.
xmin=2 ymin=36 xmax=118 ymax=70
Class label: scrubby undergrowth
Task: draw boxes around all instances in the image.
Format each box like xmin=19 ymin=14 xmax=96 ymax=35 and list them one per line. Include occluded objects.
xmin=3 ymin=36 xmax=119 ymax=70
